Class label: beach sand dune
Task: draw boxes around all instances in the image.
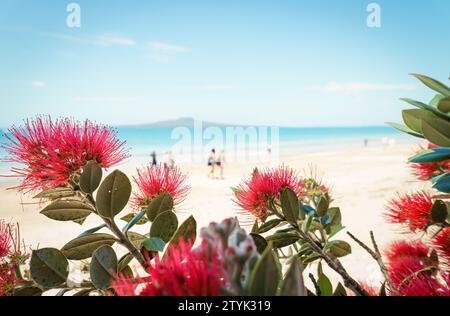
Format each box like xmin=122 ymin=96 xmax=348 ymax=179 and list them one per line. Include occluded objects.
xmin=0 ymin=143 xmax=427 ymax=289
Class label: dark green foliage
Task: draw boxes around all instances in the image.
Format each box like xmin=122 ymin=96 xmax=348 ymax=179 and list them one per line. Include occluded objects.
xmin=96 ymin=170 xmax=132 ymax=219
xmin=61 ymin=233 xmax=117 ymax=260
xmin=30 ymin=248 xmax=69 ymax=288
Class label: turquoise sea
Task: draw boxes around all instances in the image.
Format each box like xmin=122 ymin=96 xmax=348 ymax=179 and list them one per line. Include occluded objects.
xmin=0 ymin=125 xmax=415 ymax=181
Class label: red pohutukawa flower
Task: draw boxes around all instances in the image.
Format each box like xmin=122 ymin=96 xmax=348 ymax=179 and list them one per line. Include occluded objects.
xmin=410 ymin=143 xmax=450 ymax=181
xmin=112 ymin=240 xmax=226 ymax=296
xmin=433 ymin=228 xmax=450 ymax=268
xmin=383 ymin=241 xmax=450 ymax=296
xmin=385 ymin=191 xmax=433 ymax=233
xmin=234 ymin=166 xmax=327 ymax=221
xmin=1 ymin=116 xmax=129 ymax=192
xmin=132 ymin=165 xmax=190 ymax=209
xmin=0 ymin=221 xmax=26 ymax=296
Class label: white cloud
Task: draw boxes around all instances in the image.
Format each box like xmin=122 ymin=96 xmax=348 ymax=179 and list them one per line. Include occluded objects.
xmin=148 ymin=41 xmax=191 ymax=53
xmin=312 ymin=82 xmax=417 ymax=94
xmin=40 ymin=32 xmax=136 ymax=47
xmin=32 ymin=81 xmax=46 ymax=88
xmin=96 ymin=34 xmax=136 ymax=46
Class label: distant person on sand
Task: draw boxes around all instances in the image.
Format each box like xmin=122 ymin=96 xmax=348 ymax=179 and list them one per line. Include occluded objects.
xmin=207 ymin=149 xmax=216 ymax=178
xmin=151 ymin=151 xmax=157 ymax=167
xmin=364 ymin=138 xmax=368 ymax=147
xmin=169 ymin=151 xmax=175 ymax=169
xmin=216 ymin=150 xmax=225 ymax=179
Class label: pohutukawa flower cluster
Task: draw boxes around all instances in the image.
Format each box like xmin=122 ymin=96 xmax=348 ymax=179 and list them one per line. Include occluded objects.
xmin=132 ymin=165 xmax=190 ymax=210
xmin=113 ymin=240 xmax=227 ymax=296
xmin=385 ymin=191 xmax=433 ymax=232
xmin=0 ymin=221 xmax=27 ymax=296
xmin=1 ymin=116 xmax=129 ymax=192
xmin=234 ymin=166 xmax=328 ymax=222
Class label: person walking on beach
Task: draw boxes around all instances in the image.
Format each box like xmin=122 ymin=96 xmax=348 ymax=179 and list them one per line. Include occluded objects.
xmin=216 ymin=150 xmax=225 ymax=179
xmin=163 ymin=151 xmax=175 ymax=170
xmin=151 ymin=151 xmax=157 ymax=167
xmin=207 ymin=149 xmax=216 ymax=178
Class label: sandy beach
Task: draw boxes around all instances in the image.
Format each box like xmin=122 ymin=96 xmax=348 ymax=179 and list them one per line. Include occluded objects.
xmin=0 ymin=142 xmax=429 ymax=288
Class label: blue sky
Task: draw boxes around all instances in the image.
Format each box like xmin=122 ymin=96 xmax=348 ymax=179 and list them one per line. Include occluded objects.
xmin=0 ymin=0 xmax=449 ymax=127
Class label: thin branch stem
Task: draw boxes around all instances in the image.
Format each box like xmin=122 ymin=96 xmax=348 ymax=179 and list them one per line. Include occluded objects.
xmin=308 ymin=273 xmax=321 ymax=296
xmin=347 ymin=231 xmax=393 ymax=291
xmin=295 ymin=227 xmax=368 ymax=296
xmin=273 ymin=211 xmax=368 ymax=296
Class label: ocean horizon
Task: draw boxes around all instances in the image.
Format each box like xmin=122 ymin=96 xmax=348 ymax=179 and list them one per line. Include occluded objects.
xmin=0 ymin=125 xmax=418 ymax=178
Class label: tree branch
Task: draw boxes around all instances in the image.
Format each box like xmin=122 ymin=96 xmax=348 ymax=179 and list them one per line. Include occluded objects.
xmin=347 ymin=231 xmax=393 ymax=291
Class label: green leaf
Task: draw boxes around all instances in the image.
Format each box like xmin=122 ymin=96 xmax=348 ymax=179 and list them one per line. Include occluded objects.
xmin=302 ymin=214 xmax=314 ymax=233
xmin=33 ymin=187 xmax=75 ymax=200
xmin=126 ymin=231 xmax=146 ymax=249
xmin=327 ymin=240 xmax=352 ymax=257
xmin=327 ymin=224 xmax=346 ymax=240
xmin=434 ymin=174 xmax=450 ymax=193
xmin=121 ymin=212 xmax=148 ymax=225
xmin=13 ymin=285 xmax=43 ymax=296
xmin=421 ymin=118 xmax=450 ymax=147
xmin=280 ymin=256 xmax=306 ymax=296
xmin=333 ymin=282 xmax=347 ymax=296
xmin=386 ymin=122 xmax=424 ymax=138
xmin=266 ymin=233 xmax=299 ymax=248
xmin=431 ymin=200 xmax=448 ymax=223
xmin=437 ymin=96 xmax=450 ymax=113
xmin=72 ymin=216 xmax=88 ymax=225
xmin=118 ymin=253 xmax=134 ymax=272
xmin=280 ymin=188 xmax=299 ymax=223
xmin=250 ymin=233 xmax=268 ymax=254
xmin=90 ymin=245 xmax=118 ymax=290
xmin=61 ymin=233 xmax=117 ymax=260
xmin=121 ymin=210 xmax=147 ymax=234
xmin=327 ymin=207 xmax=342 ymax=228
xmin=96 ymin=170 xmax=132 ymax=219
xmin=79 ymin=161 xmax=103 ymax=194
xmin=302 ymin=253 xmax=322 ymax=265
xmin=247 ymin=246 xmax=280 ymax=296
xmin=411 ymin=73 xmax=450 ymax=97
xmin=430 ymin=94 xmax=445 ymax=107
xmin=40 ymin=199 xmax=94 ymax=222
xmin=258 ymin=219 xmax=283 ymax=234
xmin=409 ymin=147 xmax=450 ymax=163
xmin=402 ymin=109 xmax=434 ymax=133
xmin=143 ymin=237 xmax=166 ymax=252
xmin=251 ymin=220 xmax=259 ymax=233
xmin=317 ymin=273 xmax=333 ymax=296
xmin=30 ymin=248 xmax=69 ymax=288
xmin=150 ymin=211 xmax=178 ymax=243
xmin=316 ymin=195 xmax=329 ymax=217
xmin=169 ymin=215 xmax=196 ymax=245
xmin=146 ymin=192 xmax=174 ymax=221
xmin=78 ymin=223 xmax=107 ymax=237
xmin=401 ymin=98 xmax=450 ymax=121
